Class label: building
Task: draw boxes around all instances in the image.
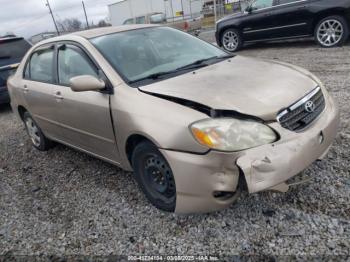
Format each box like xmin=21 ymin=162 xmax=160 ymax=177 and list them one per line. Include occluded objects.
xmin=108 ymin=0 xmax=203 ymax=26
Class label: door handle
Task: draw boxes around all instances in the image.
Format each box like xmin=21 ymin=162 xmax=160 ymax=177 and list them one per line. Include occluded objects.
xmin=23 ymin=85 xmax=29 ymax=93
xmin=54 ymin=91 xmax=64 ymax=101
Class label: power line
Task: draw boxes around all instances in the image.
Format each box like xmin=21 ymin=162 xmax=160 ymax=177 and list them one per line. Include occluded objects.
xmin=82 ymin=1 xmax=90 ymax=29
xmin=45 ymin=0 xmax=60 ymax=35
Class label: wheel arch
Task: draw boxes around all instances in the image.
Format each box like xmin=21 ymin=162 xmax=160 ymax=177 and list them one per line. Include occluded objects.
xmin=17 ymin=105 xmax=28 ymax=121
xmin=312 ymin=9 xmax=350 ymax=33
xmin=125 ymin=133 xmax=159 ymax=167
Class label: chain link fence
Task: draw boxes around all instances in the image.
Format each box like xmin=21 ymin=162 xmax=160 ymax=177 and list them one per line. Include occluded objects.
xmin=201 ymin=0 xmax=250 ymax=28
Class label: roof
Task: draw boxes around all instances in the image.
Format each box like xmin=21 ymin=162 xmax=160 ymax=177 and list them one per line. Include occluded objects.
xmin=0 ymin=36 xmax=24 ymax=42
xmin=71 ymin=24 xmax=158 ymax=39
xmin=30 ymin=24 xmax=160 ymax=48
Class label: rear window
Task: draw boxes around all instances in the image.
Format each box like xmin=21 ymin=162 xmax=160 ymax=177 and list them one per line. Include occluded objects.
xmin=0 ymin=38 xmax=31 ymax=65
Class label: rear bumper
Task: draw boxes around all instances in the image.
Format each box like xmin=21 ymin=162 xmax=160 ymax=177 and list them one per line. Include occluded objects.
xmin=161 ymin=93 xmax=339 ymax=214
xmin=0 ymin=85 xmax=10 ymax=104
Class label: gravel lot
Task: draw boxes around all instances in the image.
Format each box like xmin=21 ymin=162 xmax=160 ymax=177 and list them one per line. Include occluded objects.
xmin=0 ymin=35 xmax=349 ymax=257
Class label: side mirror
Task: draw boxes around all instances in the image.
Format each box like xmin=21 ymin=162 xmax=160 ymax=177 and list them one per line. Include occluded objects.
xmin=245 ymin=5 xmax=253 ymax=13
xmin=69 ymin=75 xmax=105 ymax=92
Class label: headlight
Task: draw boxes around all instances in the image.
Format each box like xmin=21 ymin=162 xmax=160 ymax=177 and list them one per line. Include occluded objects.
xmin=190 ymin=118 xmax=277 ymax=152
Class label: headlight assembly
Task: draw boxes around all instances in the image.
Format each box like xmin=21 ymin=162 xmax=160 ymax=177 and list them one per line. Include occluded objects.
xmin=190 ymin=118 xmax=278 ymax=152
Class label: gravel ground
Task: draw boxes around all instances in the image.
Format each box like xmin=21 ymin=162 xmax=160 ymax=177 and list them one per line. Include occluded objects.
xmin=0 ymin=35 xmax=349 ymax=257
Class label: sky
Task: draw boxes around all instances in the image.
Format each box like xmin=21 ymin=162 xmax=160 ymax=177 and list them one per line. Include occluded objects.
xmin=0 ymin=0 xmax=121 ymax=38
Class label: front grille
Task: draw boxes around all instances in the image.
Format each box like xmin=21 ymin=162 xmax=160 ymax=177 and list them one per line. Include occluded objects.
xmin=277 ymin=87 xmax=325 ymax=132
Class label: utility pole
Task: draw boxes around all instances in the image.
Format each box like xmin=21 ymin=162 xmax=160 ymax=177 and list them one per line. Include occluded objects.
xmin=169 ymin=0 xmax=174 ymax=22
xmin=82 ymin=1 xmax=89 ymax=29
xmin=45 ymin=0 xmax=60 ymax=35
xmin=213 ymin=0 xmax=217 ymax=23
xmin=180 ymin=0 xmax=184 ymax=19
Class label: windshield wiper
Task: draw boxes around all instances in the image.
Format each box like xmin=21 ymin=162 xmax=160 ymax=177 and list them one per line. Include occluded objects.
xmin=176 ymin=55 xmax=232 ymax=71
xmin=0 ymin=55 xmax=11 ymax=59
xmin=130 ymin=55 xmax=234 ymax=84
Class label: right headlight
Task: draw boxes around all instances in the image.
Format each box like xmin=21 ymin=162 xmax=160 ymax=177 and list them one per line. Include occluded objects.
xmin=190 ymin=118 xmax=277 ymax=152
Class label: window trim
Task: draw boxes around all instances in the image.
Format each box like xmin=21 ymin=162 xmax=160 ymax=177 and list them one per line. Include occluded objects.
xmin=56 ymin=43 xmax=99 ymax=87
xmin=22 ymin=40 xmax=113 ymax=94
xmin=249 ymin=0 xmax=308 ymax=13
xmin=22 ymin=44 xmax=55 ymax=84
xmin=54 ymin=41 xmax=113 ymax=93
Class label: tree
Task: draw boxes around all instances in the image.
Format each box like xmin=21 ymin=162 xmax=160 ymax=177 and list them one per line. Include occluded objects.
xmin=97 ymin=19 xmax=111 ymax=28
xmin=57 ymin=18 xmax=83 ymax=32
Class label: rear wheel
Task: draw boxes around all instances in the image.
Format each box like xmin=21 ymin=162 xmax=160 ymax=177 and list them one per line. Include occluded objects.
xmin=221 ymin=28 xmax=243 ymax=52
xmin=131 ymin=141 xmax=176 ymax=212
xmin=315 ymin=16 xmax=349 ymax=48
xmin=23 ymin=112 xmax=53 ymax=151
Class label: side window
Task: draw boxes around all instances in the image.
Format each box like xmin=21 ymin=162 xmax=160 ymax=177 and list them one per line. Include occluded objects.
xmin=58 ymin=45 xmax=98 ymax=86
xmin=123 ymin=18 xmax=134 ymax=25
xmin=136 ymin=16 xmax=146 ymax=24
xmin=28 ymin=48 xmax=54 ymax=82
xmin=252 ymin=0 xmax=275 ymax=9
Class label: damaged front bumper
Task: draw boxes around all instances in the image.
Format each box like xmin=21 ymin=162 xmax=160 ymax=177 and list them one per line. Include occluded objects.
xmin=161 ymin=94 xmax=339 ymax=214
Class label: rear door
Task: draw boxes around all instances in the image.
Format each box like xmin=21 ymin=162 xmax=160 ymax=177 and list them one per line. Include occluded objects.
xmin=22 ymin=45 xmax=64 ymax=140
xmin=267 ymin=0 xmax=313 ymax=38
xmin=53 ymin=43 xmax=120 ymax=163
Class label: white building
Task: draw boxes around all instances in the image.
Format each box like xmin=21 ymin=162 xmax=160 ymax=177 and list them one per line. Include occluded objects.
xmin=108 ymin=0 xmax=204 ymax=26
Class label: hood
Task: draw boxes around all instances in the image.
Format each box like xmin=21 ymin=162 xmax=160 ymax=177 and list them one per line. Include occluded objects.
xmin=139 ymin=56 xmax=318 ymax=121
xmin=217 ymin=11 xmax=246 ymax=23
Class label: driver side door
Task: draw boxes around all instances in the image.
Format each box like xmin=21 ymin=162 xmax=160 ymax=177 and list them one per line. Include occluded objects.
xmin=52 ymin=43 xmax=120 ymax=164
xmin=241 ymin=0 xmax=280 ymax=41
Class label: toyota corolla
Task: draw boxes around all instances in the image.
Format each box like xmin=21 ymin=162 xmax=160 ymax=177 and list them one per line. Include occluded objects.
xmin=8 ymin=25 xmax=339 ymax=213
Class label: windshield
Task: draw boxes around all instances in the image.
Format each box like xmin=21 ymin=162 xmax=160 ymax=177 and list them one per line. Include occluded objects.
xmin=90 ymin=27 xmax=228 ymax=84
xmin=0 ymin=38 xmax=31 ymax=66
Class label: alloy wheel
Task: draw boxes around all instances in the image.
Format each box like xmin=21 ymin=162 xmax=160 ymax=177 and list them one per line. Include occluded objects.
xmin=317 ymin=19 xmax=344 ymax=47
xmin=25 ymin=118 xmax=41 ymax=147
xmin=222 ymin=30 xmax=239 ymax=52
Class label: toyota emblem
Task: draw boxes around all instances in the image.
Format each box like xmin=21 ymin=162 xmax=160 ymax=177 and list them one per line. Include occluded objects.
xmin=305 ymin=101 xmax=316 ymax=113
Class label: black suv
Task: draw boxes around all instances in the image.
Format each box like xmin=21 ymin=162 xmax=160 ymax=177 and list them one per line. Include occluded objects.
xmin=0 ymin=36 xmax=31 ymax=104
xmin=216 ymin=0 xmax=350 ymax=52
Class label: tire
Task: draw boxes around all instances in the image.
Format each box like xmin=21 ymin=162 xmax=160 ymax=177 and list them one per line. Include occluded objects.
xmin=23 ymin=112 xmax=53 ymax=151
xmin=221 ymin=28 xmax=243 ymax=52
xmin=314 ymin=15 xmax=349 ymax=48
xmin=131 ymin=141 xmax=176 ymax=212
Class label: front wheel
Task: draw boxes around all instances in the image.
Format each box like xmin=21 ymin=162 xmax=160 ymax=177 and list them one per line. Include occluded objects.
xmin=315 ymin=16 xmax=349 ymax=48
xmin=131 ymin=141 xmax=176 ymax=212
xmin=221 ymin=28 xmax=243 ymax=52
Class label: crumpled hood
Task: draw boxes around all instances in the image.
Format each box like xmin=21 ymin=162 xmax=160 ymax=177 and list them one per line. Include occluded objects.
xmin=139 ymin=56 xmax=318 ymax=121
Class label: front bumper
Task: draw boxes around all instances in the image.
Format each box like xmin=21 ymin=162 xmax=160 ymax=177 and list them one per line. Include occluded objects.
xmin=161 ymin=94 xmax=340 ymax=214
xmin=0 ymin=85 xmax=10 ymax=104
